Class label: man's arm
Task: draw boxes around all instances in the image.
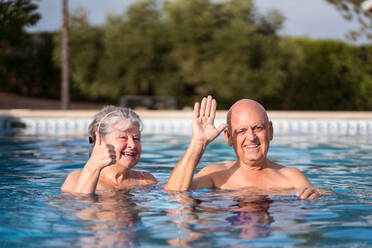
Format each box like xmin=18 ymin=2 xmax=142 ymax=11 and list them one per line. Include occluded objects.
xmin=164 ymin=96 xmax=227 ymax=191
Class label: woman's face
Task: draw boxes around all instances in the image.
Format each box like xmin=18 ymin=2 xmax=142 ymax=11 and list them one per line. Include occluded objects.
xmin=103 ymin=122 xmax=141 ymax=169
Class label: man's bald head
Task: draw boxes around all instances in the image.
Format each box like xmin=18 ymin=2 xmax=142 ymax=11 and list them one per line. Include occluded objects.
xmin=226 ymin=99 xmax=269 ymax=133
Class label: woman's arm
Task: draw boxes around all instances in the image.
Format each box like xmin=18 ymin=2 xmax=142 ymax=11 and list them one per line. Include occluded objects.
xmin=61 ymin=132 xmax=116 ymax=194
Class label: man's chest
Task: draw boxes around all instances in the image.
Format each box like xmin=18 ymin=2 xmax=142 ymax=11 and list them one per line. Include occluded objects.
xmin=214 ymin=170 xmax=291 ymax=190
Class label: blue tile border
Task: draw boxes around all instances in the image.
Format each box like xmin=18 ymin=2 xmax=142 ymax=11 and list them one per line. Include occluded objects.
xmin=1 ymin=116 xmax=372 ymax=136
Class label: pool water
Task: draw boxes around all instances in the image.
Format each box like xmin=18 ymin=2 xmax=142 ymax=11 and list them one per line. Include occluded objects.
xmin=0 ymin=133 xmax=371 ymax=247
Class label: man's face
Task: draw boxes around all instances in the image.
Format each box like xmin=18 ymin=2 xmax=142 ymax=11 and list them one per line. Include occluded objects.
xmin=225 ymin=105 xmax=273 ymax=165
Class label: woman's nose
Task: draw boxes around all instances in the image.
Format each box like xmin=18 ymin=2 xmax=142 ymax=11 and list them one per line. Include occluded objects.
xmin=127 ymin=137 xmax=135 ymax=148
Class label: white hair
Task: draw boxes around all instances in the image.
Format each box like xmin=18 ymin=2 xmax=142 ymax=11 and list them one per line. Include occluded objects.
xmin=88 ymin=105 xmax=143 ymax=143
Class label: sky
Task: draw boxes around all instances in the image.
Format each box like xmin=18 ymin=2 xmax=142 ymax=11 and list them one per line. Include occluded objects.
xmin=27 ymin=0 xmax=371 ymax=44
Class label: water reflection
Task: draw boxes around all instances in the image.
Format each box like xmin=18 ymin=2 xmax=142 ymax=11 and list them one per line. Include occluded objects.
xmin=166 ymin=191 xmax=277 ymax=246
xmin=73 ymin=191 xmax=140 ymax=248
xmin=166 ymin=193 xmax=204 ymax=247
xmin=227 ymin=195 xmax=274 ymax=239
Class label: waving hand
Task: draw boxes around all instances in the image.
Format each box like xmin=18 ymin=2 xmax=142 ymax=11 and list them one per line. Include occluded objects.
xmin=164 ymin=96 xmax=226 ymax=191
xmin=192 ymin=96 xmax=227 ymax=146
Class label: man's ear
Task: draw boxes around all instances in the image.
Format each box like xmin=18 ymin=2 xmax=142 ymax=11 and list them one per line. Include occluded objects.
xmin=269 ymin=121 xmax=273 ymax=141
xmin=224 ymin=129 xmax=233 ymax=146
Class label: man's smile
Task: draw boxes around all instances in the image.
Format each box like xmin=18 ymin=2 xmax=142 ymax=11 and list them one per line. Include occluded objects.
xmin=243 ymin=144 xmax=260 ymax=149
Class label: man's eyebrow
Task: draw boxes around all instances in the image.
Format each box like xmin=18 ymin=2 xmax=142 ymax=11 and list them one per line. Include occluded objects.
xmin=233 ymin=127 xmax=247 ymax=134
xmin=233 ymin=123 xmax=266 ymax=133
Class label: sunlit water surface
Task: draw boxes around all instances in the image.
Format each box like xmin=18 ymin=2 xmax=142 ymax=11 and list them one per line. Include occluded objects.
xmin=0 ymin=134 xmax=371 ymax=247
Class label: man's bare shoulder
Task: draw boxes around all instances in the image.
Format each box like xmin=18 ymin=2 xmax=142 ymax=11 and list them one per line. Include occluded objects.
xmin=267 ymin=161 xmax=303 ymax=176
xmin=197 ymin=161 xmax=235 ymax=176
xmin=278 ymin=166 xmax=303 ymax=177
xmin=191 ymin=162 xmax=235 ymax=190
xmin=267 ymin=160 xmax=285 ymax=170
xmin=277 ymin=165 xmax=312 ymax=188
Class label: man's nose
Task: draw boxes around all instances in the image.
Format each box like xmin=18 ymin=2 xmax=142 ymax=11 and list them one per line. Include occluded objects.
xmin=246 ymin=128 xmax=256 ymax=140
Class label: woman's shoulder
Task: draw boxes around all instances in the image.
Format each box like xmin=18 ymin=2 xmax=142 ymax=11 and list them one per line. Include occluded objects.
xmin=133 ymin=170 xmax=157 ymax=184
xmin=61 ymin=169 xmax=82 ymax=192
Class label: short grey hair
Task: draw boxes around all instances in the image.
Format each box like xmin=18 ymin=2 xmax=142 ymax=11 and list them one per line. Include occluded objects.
xmin=88 ymin=105 xmax=143 ymax=143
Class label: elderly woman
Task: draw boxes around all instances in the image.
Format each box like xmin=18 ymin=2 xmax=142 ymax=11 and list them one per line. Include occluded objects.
xmin=61 ymin=106 xmax=157 ymax=194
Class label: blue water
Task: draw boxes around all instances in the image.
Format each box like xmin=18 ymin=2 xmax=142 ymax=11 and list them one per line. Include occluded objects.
xmin=0 ymin=133 xmax=371 ymax=247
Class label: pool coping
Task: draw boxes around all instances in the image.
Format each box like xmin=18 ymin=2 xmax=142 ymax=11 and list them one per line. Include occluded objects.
xmin=1 ymin=109 xmax=372 ymax=119
xmin=1 ymin=109 xmax=372 ymax=136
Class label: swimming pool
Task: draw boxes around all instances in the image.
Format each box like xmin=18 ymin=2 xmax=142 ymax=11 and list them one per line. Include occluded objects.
xmin=0 ymin=133 xmax=371 ymax=247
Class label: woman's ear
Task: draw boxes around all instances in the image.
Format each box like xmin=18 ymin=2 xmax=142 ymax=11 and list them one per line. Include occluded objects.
xmin=224 ymin=129 xmax=233 ymax=146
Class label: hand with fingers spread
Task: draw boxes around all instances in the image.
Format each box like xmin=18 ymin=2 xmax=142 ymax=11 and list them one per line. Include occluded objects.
xmin=164 ymin=96 xmax=227 ymax=191
xmin=87 ymin=131 xmax=117 ymax=170
xmin=192 ymin=96 xmax=228 ymax=146
xmin=296 ymin=186 xmax=321 ymax=200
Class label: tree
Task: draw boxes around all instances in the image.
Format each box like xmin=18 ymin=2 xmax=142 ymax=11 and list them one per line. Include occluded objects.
xmin=0 ymin=0 xmax=40 ymax=48
xmin=325 ymin=0 xmax=372 ymax=41
xmin=54 ymin=0 xmax=300 ymax=107
xmin=53 ymin=8 xmax=104 ymax=100
xmin=0 ymin=0 xmax=42 ymax=95
xmin=164 ymin=0 xmax=298 ymax=108
xmin=96 ymin=0 xmax=169 ymax=99
xmin=61 ymin=0 xmax=69 ymax=109
xmin=53 ymin=0 xmax=372 ymax=110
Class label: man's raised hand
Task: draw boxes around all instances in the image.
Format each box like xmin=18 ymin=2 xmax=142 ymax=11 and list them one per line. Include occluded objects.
xmin=192 ymin=96 xmax=227 ymax=146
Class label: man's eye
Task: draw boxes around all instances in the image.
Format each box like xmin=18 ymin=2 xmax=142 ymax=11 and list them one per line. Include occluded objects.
xmin=237 ymin=129 xmax=246 ymax=134
xmin=119 ymin=136 xmax=128 ymax=140
xmin=253 ymin=125 xmax=264 ymax=131
xmin=134 ymin=137 xmax=140 ymax=141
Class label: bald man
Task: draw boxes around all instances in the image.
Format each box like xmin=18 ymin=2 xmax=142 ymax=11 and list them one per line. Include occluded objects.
xmin=165 ymin=96 xmax=320 ymax=200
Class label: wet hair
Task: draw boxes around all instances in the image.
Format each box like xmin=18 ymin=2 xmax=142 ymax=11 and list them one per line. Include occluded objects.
xmin=88 ymin=105 xmax=143 ymax=143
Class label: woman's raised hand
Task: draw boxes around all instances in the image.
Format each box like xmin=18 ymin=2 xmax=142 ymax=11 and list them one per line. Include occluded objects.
xmin=87 ymin=131 xmax=116 ymax=170
xmin=192 ymin=96 xmax=227 ymax=146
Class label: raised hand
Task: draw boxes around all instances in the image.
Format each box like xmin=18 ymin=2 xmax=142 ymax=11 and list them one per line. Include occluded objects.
xmin=63 ymin=132 xmax=116 ymax=194
xmin=87 ymin=131 xmax=117 ymax=170
xmin=192 ymin=96 xmax=227 ymax=146
xmin=164 ymin=96 xmax=226 ymax=191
